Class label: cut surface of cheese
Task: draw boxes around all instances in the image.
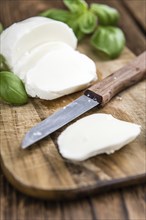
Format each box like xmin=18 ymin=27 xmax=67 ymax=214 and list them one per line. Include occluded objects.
xmin=57 ymin=113 xmax=141 ymax=161
xmin=25 ymin=49 xmax=97 ymax=100
xmin=13 ymin=42 xmax=73 ymax=80
xmin=0 ymin=16 xmax=77 ymax=67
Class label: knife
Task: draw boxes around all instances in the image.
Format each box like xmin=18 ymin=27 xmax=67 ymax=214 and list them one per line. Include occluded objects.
xmin=22 ymin=52 xmax=146 ymax=149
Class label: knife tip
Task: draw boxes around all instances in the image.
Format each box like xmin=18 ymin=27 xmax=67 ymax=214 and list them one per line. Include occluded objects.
xmin=21 ymin=142 xmax=29 ymax=149
xmin=21 ymin=130 xmax=36 ymax=149
xmin=21 ymin=137 xmax=32 ymax=149
xmin=21 ymin=144 xmax=28 ymax=149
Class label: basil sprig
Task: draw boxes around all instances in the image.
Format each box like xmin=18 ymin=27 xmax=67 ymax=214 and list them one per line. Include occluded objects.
xmin=40 ymin=0 xmax=125 ymax=59
xmin=0 ymin=71 xmax=28 ymax=105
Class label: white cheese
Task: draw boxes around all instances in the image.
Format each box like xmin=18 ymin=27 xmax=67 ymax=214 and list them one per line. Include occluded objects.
xmin=57 ymin=113 xmax=141 ymax=161
xmin=25 ymin=49 xmax=97 ymax=99
xmin=0 ymin=16 xmax=77 ymax=67
xmin=13 ymin=42 xmax=73 ymax=80
xmin=1 ymin=16 xmax=97 ymax=101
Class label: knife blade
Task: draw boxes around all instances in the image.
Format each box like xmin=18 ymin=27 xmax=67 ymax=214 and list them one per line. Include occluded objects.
xmin=22 ymin=95 xmax=98 ymax=149
xmin=22 ymin=52 xmax=146 ymax=149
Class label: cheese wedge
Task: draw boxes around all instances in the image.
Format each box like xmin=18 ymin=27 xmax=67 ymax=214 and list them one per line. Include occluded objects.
xmin=57 ymin=113 xmax=141 ymax=161
xmin=13 ymin=42 xmax=73 ymax=80
xmin=25 ymin=49 xmax=97 ymax=99
xmin=0 ymin=16 xmax=77 ymax=67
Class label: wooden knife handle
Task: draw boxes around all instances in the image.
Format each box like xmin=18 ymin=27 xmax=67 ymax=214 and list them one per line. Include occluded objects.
xmin=84 ymin=51 xmax=146 ymax=106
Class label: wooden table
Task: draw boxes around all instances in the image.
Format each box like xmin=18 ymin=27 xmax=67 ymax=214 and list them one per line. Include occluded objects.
xmin=0 ymin=0 xmax=146 ymax=219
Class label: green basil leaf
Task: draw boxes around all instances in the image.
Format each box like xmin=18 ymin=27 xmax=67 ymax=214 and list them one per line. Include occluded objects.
xmin=90 ymin=3 xmax=119 ymax=25
xmin=63 ymin=0 xmax=88 ymax=13
xmin=0 ymin=71 xmax=28 ymax=105
xmin=67 ymin=19 xmax=85 ymax=40
xmin=79 ymin=11 xmax=97 ymax=34
xmin=40 ymin=9 xmax=71 ymax=23
xmin=0 ymin=54 xmax=11 ymax=71
xmin=0 ymin=22 xmax=3 ymax=34
xmin=91 ymin=26 xmax=125 ymax=59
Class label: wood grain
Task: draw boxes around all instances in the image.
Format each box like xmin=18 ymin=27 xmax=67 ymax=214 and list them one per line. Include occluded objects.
xmin=0 ymin=0 xmax=146 ymax=219
xmin=1 ymin=169 xmax=145 ymax=220
xmin=1 ymin=44 xmax=146 ymax=199
xmin=122 ymin=0 xmax=146 ymax=31
xmin=0 ymin=0 xmax=146 ymax=200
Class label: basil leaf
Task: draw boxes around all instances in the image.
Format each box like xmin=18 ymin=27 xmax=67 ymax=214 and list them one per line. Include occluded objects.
xmin=0 ymin=22 xmax=3 ymax=34
xmin=0 ymin=71 xmax=28 ymax=105
xmin=63 ymin=0 xmax=88 ymax=13
xmin=67 ymin=18 xmax=84 ymax=40
xmin=79 ymin=11 xmax=97 ymax=34
xmin=40 ymin=9 xmax=71 ymax=23
xmin=0 ymin=54 xmax=11 ymax=71
xmin=91 ymin=26 xmax=125 ymax=59
xmin=90 ymin=3 xmax=119 ymax=25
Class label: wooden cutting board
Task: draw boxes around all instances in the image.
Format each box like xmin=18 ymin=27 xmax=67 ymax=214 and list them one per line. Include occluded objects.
xmin=0 ymin=41 xmax=146 ymax=200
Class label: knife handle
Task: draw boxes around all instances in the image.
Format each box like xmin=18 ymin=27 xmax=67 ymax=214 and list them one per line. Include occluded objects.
xmin=84 ymin=51 xmax=146 ymax=106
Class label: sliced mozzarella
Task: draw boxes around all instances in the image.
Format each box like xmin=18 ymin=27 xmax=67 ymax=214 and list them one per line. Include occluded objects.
xmin=0 ymin=16 xmax=77 ymax=67
xmin=57 ymin=113 xmax=141 ymax=161
xmin=25 ymin=49 xmax=97 ymax=100
xmin=13 ymin=42 xmax=73 ymax=80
